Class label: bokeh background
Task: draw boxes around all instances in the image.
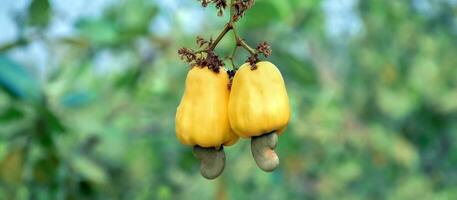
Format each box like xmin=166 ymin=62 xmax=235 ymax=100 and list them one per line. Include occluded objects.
xmin=1 ymin=0 xmax=457 ymax=199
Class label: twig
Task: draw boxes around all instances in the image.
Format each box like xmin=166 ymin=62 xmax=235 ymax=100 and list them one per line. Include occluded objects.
xmin=202 ymin=0 xmax=257 ymax=55
xmin=208 ymin=23 xmax=233 ymax=51
xmin=232 ymin=25 xmax=256 ymax=55
xmin=179 ymin=0 xmax=261 ymax=67
xmin=229 ymin=44 xmax=239 ymax=69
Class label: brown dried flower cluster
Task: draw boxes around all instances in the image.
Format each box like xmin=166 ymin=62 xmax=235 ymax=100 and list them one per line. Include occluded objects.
xmin=226 ymin=69 xmax=236 ymax=89
xmin=177 ymin=48 xmax=196 ymax=63
xmin=179 ymin=0 xmax=271 ymax=73
xmin=246 ymin=41 xmax=272 ymax=69
xmin=232 ymin=0 xmax=255 ymax=21
xmin=196 ymin=36 xmax=213 ymax=47
xmin=246 ymin=54 xmax=259 ymax=69
xmin=199 ymin=0 xmax=228 ymax=16
xmin=257 ymin=41 xmax=272 ymax=57
xmin=178 ymin=37 xmax=224 ymax=73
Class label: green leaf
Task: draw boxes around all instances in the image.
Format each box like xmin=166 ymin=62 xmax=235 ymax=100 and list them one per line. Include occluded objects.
xmin=0 ymin=106 xmax=24 ymax=123
xmin=28 ymin=0 xmax=51 ymax=27
xmin=0 ymin=146 xmax=25 ymax=186
xmin=290 ymin=0 xmax=321 ymax=9
xmin=0 ymin=55 xmax=42 ymax=103
xmin=32 ymin=151 xmax=60 ymax=184
xmin=114 ymin=67 xmax=142 ymax=89
xmin=239 ymin=0 xmax=282 ymax=28
xmin=76 ymin=19 xmax=119 ymax=46
xmin=60 ymin=90 xmax=96 ymax=108
xmin=275 ymin=51 xmax=317 ymax=85
xmin=73 ymin=156 xmax=107 ymax=185
xmin=42 ymin=106 xmax=66 ymax=133
xmin=118 ymin=0 xmax=157 ymax=36
xmin=376 ymin=86 xmax=418 ymax=119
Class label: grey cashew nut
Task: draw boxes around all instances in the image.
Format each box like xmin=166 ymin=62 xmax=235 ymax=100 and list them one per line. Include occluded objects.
xmin=251 ymin=132 xmax=279 ymax=172
xmin=192 ymin=146 xmax=225 ymax=179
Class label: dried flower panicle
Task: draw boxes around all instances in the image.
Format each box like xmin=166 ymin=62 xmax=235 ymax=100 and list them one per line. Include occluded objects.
xmin=197 ymin=50 xmax=223 ymax=73
xmin=257 ymin=41 xmax=272 ymax=57
xmin=215 ymin=0 xmax=228 ymax=16
xmin=178 ymin=48 xmax=196 ymax=63
xmin=199 ymin=0 xmax=209 ymax=7
xmin=199 ymin=0 xmax=228 ymax=16
xmin=178 ymin=36 xmax=224 ymax=73
xmin=180 ymin=0 xmax=269 ymax=73
xmin=243 ymin=42 xmax=272 ymax=70
xmin=232 ymin=0 xmax=255 ymax=21
xmin=246 ymin=53 xmax=259 ymax=70
xmin=196 ymin=36 xmax=213 ymax=48
xmin=227 ymin=69 xmax=236 ymax=89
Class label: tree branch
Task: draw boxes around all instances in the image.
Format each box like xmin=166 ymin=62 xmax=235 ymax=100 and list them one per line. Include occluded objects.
xmin=232 ymin=26 xmax=256 ymax=55
xmin=208 ymin=23 xmax=233 ymax=51
xmin=181 ymin=0 xmax=259 ymax=67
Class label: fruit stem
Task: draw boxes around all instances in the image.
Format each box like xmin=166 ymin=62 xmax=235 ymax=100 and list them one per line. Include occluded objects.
xmin=203 ymin=0 xmax=257 ymax=56
xmin=229 ymin=44 xmax=238 ymax=69
xmin=232 ymin=26 xmax=257 ymax=55
xmin=208 ymin=23 xmax=233 ymax=51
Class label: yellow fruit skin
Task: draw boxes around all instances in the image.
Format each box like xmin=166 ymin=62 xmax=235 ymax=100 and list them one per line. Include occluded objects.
xmin=176 ymin=67 xmax=238 ymax=148
xmin=228 ymin=61 xmax=290 ymax=138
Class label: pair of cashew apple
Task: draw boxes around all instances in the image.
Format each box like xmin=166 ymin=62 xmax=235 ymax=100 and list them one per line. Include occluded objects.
xmin=175 ymin=61 xmax=290 ymax=179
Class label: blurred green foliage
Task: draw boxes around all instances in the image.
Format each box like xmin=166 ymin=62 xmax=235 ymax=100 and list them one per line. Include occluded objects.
xmin=0 ymin=0 xmax=457 ymax=199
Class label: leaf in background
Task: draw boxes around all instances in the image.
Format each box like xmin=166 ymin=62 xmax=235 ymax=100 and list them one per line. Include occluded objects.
xmin=0 ymin=55 xmax=42 ymax=103
xmin=390 ymin=176 xmax=433 ymax=200
xmin=114 ymin=67 xmax=142 ymax=89
xmin=32 ymin=151 xmax=60 ymax=185
xmin=60 ymin=90 xmax=96 ymax=108
xmin=0 ymin=147 xmax=25 ymax=186
xmin=376 ymin=87 xmax=418 ymax=120
xmin=157 ymin=185 xmax=172 ymax=200
xmin=275 ymin=51 xmax=318 ymax=85
xmin=178 ymin=148 xmax=198 ymax=173
xmin=34 ymin=103 xmax=66 ymax=136
xmin=75 ymin=19 xmax=119 ymax=46
xmin=118 ymin=0 xmax=157 ymax=37
xmin=240 ymin=0 xmax=282 ymax=28
xmin=42 ymin=106 xmax=66 ymax=134
xmin=290 ymin=0 xmax=321 ymax=9
xmin=73 ymin=156 xmax=107 ymax=185
xmin=0 ymin=106 xmax=24 ymax=123
xmin=28 ymin=0 xmax=51 ymax=27
xmin=392 ymin=135 xmax=418 ymax=168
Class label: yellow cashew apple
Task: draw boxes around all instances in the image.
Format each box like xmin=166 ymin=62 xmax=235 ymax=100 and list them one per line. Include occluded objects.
xmin=176 ymin=66 xmax=238 ymax=148
xmin=228 ymin=61 xmax=290 ymax=138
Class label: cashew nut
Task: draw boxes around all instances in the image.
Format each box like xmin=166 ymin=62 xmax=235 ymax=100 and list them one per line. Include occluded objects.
xmin=192 ymin=146 xmax=225 ymax=179
xmin=251 ymin=132 xmax=279 ymax=172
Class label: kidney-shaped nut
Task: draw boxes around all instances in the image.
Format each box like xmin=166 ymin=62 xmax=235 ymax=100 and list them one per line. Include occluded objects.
xmin=192 ymin=146 xmax=226 ymax=179
xmin=251 ymin=132 xmax=279 ymax=172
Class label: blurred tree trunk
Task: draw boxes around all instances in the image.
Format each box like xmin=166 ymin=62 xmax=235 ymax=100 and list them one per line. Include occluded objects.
xmin=215 ymin=177 xmax=228 ymax=200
